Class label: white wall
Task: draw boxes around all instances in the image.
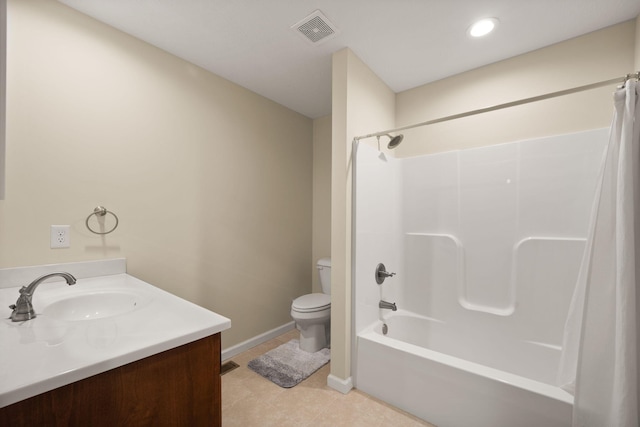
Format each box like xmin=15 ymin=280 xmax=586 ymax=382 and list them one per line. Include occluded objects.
xmin=0 ymin=0 xmax=313 ymax=349
xmin=353 ymin=143 xmax=402 ymax=335
xmin=0 ymin=0 xmax=5 ymax=200
xmin=354 ymin=128 xmax=607 ymax=384
xmin=636 ymin=15 xmax=640 ymax=69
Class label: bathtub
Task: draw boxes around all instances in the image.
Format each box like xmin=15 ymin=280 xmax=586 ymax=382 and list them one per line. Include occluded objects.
xmin=356 ymin=311 xmax=573 ymax=427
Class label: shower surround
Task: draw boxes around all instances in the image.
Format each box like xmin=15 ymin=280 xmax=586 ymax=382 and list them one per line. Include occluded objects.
xmin=353 ymin=128 xmax=608 ymax=427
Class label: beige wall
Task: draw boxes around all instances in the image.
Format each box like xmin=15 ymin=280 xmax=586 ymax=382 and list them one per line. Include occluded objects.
xmin=311 ymin=115 xmax=332 ymax=292
xmin=395 ymin=20 xmax=636 ymax=156
xmin=0 ymin=0 xmax=313 ymax=349
xmin=330 ymin=19 xmax=638 ymax=384
xmin=331 ymin=48 xmax=395 ymax=384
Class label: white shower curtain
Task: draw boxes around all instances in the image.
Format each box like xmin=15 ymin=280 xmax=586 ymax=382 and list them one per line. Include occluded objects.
xmin=558 ymin=78 xmax=639 ymax=427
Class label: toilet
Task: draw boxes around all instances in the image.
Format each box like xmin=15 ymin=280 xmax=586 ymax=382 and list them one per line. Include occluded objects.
xmin=291 ymin=258 xmax=331 ymax=353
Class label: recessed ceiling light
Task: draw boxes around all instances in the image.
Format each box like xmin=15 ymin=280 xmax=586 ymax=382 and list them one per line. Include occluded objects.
xmin=468 ymin=18 xmax=499 ymax=38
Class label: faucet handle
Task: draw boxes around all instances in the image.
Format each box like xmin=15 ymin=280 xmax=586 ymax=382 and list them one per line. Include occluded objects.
xmin=375 ymin=263 xmax=396 ymax=284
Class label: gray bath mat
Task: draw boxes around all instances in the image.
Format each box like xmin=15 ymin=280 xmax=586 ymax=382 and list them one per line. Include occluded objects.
xmin=247 ymin=339 xmax=330 ymax=388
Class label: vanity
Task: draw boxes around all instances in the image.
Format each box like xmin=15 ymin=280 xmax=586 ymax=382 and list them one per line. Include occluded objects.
xmin=0 ymin=259 xmax=231 ymax=426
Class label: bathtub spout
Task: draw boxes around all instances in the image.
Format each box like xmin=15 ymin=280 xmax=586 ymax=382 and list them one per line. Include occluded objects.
xmin=379 ymin=300 xmax=397 ymax=311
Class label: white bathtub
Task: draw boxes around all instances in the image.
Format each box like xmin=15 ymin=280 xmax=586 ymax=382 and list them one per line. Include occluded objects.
xmin=356 ymin=311 xmax=573 ymax=427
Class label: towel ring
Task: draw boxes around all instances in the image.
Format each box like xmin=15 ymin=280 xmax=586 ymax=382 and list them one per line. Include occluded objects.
xmin=86 ymin=206 xmax=119 ymax=235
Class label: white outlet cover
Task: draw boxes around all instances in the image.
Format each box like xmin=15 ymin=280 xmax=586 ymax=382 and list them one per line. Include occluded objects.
xmin=50 ymin=225 xmax=71 ymax=249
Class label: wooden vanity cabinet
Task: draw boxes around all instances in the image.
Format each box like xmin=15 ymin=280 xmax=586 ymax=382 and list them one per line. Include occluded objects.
xmin=0 ymin=334 xmax=222 ymax=427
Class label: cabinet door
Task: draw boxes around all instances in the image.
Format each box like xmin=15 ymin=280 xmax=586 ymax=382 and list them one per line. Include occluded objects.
xmin=0 ymin=334 xmax=222 ymax=427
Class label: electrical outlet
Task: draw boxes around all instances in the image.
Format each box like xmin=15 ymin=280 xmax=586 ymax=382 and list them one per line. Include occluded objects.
xmin=50 ymin=225 xmax=71 ymax=249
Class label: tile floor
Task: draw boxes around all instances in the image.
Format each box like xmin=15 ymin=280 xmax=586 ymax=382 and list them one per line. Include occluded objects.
xmin=222 ymin=329 xmax=436 ymax=427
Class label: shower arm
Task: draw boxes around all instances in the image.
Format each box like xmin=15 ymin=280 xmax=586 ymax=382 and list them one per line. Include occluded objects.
xmin=353 ymin=72 xmax=639 ymax=145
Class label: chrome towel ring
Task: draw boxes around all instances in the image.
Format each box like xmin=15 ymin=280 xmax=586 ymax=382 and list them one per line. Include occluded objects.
xmin=86 ymin=206 xmax=119 ymax=235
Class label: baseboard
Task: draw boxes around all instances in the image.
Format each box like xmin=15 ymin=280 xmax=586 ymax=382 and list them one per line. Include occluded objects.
xmin=221 ymin=321 xmax=296 ymax=362
xmin=327 ymin=374 xmax=353 ymax=394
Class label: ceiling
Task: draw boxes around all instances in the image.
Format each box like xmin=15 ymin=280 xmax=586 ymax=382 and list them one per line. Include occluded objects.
xmin=56 ymin=0 xmax=640 ymax=119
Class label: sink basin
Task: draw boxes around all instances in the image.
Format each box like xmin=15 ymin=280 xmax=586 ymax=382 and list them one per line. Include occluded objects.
xmin=43 ymin=291 xmax=149 ymax=321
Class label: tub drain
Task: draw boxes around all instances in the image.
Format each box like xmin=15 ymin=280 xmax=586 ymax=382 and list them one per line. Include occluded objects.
xmin=382 ymin=323 xmax=388 ymax=335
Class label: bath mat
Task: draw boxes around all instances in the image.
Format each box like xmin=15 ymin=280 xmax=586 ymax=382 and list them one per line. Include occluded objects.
xmin=247 ymin=339 xmax=330 ymax=388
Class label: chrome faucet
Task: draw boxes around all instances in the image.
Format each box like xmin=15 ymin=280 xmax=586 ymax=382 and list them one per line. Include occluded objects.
xmin=9 ymin=272 xmax=77 ymax=322
xmin=379 ymin=300 xmax=397 ymax=311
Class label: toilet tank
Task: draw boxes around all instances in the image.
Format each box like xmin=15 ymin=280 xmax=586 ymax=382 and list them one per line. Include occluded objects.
xmin=317 ymin=258 xmax=331 ymax=295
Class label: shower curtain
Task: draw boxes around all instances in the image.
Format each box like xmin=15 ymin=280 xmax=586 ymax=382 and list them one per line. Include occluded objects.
xmin=558 ymin=79 xmax=639 ymax=426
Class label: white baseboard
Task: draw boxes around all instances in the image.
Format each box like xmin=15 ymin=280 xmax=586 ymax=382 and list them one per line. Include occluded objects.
xmin=221 ymin=321 xmax=296 ymax=362
xmin=327 ymin=374 xmax=353 ymax=394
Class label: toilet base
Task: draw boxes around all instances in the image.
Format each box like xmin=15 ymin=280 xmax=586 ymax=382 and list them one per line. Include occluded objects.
xmin=297 ymin=323 xmax=328 ymax=353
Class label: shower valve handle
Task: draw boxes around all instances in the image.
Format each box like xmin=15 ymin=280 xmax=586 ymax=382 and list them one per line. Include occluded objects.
xmin=375 ymin=263 xmax=396 ymax=284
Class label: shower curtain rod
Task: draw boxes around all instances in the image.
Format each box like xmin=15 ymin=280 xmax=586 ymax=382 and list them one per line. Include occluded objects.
xmin=354 ymin=71 xmax=640 ymax=141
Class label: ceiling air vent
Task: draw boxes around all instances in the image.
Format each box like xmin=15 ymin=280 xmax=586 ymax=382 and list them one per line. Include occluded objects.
xmin=291 ymin=10 xmax=339 ymax=45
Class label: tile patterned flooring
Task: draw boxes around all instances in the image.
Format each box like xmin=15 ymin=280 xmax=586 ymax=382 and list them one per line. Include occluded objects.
xmin=222 ymin=329 xmax=436 ymax=427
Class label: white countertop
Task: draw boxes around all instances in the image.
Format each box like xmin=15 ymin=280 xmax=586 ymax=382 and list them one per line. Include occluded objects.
xmin=0 ymin=260 xmax=231 ymax=408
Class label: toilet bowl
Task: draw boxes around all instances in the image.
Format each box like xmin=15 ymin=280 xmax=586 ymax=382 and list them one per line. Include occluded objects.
xmin=291 ymin=258 xmax=331 ymax=353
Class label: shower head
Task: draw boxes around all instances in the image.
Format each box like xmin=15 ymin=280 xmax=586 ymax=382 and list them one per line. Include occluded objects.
xmin=373 ymin=133 xmax=404 ymax=151
xmin=385 ymin=133 xmax=404 ymax=149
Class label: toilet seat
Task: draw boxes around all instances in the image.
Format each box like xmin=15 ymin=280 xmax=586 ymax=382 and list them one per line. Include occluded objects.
xmin=292 ymin=293 xmax=330 ymax=313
